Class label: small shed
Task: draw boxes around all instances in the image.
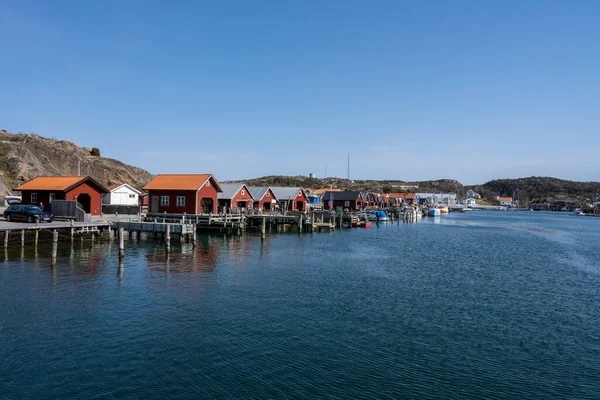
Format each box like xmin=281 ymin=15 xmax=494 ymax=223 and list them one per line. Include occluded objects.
xmin=217 ymin=183 xmax=254 ymax=212
xmin=14 ymin=176 xmax=108 ymax=216
xmin=248 ymin=186 xmax=278 ymax=211
xmin=271 ymin=187 xmax=307 ymax=211
xmin=103 ymin=183 xmax=141 ymax=205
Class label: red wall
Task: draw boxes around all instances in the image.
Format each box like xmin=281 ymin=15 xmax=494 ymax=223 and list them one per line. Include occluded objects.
xmin=19 ymin=190 xmax=66 ymax=208
xmin=148 ymin=190 xmax=198 ymax=214
xmin=197 ymin=182 xmax=218 ymax=214
xmin=291 ymin=192 xmax=307 ymax=211
xmin=255 ymin=188 xmax=277 ymax=210
xmin=65 ymin=181 xmax=106 ymax=216
xmin=231 ymin=185 xmax=254 ymax=209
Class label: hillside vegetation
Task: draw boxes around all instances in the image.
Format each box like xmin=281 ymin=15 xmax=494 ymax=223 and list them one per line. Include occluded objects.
xmin=471 ymin=177 xmax=600 ymax=205
xmin=0 ymin=130 xmax=153 ymax=196
xmin=240 ymin=176 xmax=464 ymax=194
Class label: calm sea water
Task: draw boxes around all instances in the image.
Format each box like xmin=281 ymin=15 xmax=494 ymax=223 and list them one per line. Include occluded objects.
xmin=1 ymin=212 xmax=599 ymax=399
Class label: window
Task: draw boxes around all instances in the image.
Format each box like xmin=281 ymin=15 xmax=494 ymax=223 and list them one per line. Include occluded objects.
xmin=206 ymin=181 xmax=210 ymax=187
xmin=344 ymin=201 xmax=350 ymax=207
xmin=129 ymin=194 xmax=136 ymax=199
xmin=49 ymin=193 xmax=55 ymax=203
xmin=266 ymin=192 xmax=270 ymax=197
xmin=31 ymin=193 xmax=37 ymax=204
xmin=176 ymin=196 xmax=185 ymax=207
xmin=241 ymin=190 xmax=245 ymax=195
xmin=161 ymin=196 xmax=169 ymax=206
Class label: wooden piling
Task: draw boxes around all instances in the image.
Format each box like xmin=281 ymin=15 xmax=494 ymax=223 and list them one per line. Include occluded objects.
xmin=166 ymin=224 xmax=171 ymax=252
xmin=261 ymin=217 xmax=266 ymax=240
xmin=21 ymin=229 xmax=25 ymax=247
xmin=192 ymin=225 xmax=197 ymax=247
xmin=118 ymin=227 xmax=125 ymax=259
xmin=298 ymin=214 xmax=303 ymax=234
xmin=51 ymin=230 xmax=58 ymax=266
xmin=34 ymin=229 xmax=39 ymax=247
xmin=4 ymin=230 xmax=8 ymax=248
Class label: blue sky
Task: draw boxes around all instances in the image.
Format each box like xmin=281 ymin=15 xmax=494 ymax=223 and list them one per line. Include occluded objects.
xmin=1 ymin=0 xmax=598 ymax=184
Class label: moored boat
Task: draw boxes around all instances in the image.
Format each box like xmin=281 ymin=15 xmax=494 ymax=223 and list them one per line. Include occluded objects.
xmin=367 ymin=210 xmax=388 ymax=222
xmin=428 ymin=208 xmax=441 ymax=217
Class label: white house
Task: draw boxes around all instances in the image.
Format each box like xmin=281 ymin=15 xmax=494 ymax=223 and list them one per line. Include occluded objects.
xmin=498 ymin=196 xmax=514 ymax=207
xmin=465 ymin=198 xmax=477 ymax=207
xmin=103 ymin=183 xmax=141 ymax=205
xmin=465 ymin=189 xmax=481 ymax=199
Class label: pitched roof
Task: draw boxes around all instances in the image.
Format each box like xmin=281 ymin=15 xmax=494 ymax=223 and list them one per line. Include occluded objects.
xmin=248 ymin=186 xmax=277 ymax=201
xmin=322 ymin=191 xmax=362 ymax=201
xmin=143 ymin=174 xmax=222 ymax=192
xmin=389 ymin=193 xmax=417 ymax=199
xmin=315 ymin=188 xmax=340 ymax=195
xmin=14 ymin=176 xmax=109 ymax=193
xmin=107 ymin=183 xmax=142 ymax=194
xmin=499 ymin=196 xmax=513 ymax=202
xmin=217 ymin=183 xmax=252 ymax=200
xmin=271 ymin=187 xmax=304 ymax=201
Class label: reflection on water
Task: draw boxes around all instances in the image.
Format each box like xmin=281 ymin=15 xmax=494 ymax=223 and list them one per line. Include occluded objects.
xmin=1 ymin=213 xmax=600 ymax=399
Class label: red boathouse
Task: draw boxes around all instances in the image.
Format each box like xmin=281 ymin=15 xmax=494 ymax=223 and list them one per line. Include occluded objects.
xmin=143 ymin=174 xmax=222 ymax=214
xmin=14 ymin=176 xmax=109 ymax=216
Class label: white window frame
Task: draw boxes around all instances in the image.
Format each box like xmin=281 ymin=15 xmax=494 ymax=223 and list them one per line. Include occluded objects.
xmin=176 ymin=196 xmax=185 ymax=207
xmin=161 ymin=196 xmax=169 ymax=206
xmin=241 ymin=189 xmax=245 ymax=195
xmin=49 ymin=193 xmax=55 ymax=203
xmin=266 ymin=192 xmax=270 ymax=197
xmin=206 ymin=181 xmax=210 ymax=187
xmin=344 ymin=200 xmax=350 ymax=207
xmin=129 ymin=194 xmax=136 ymax=199
xmin=31 ymin=193 xmax=37 ymax=204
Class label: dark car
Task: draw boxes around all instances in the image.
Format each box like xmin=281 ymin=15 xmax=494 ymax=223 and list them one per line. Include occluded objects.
xmin=3 ymin=205 xmax=54 ymax=223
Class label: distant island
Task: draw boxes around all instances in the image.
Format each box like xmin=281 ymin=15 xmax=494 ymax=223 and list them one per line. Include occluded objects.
xmin=1 ymin=130 xmax=598 ymax=207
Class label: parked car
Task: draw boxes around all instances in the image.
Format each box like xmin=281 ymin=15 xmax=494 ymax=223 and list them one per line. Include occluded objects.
xmin=5 ymin=196 xmax=22 ymax=205
xmin=3 ymin=205 xmax=54 ymax=223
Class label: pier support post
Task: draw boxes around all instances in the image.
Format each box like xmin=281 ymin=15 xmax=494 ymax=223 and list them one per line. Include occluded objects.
xmin=298 ymin=214 xmax=303 ymax=234
xmin=261 ymin=217 xmax=266 ymax=240
xmin=34 ymin=229 xmax=39 ymax=247
xmin=192 ymin=225 xmax=197 ymax=247
xmin=118 ymin=227 xmax=125 ymax=259
xmin=166 ymin=224 xmax=171 ymax=253
xmin=51 ymin=230 xmax=58 ymax=266
xmin=21 ymin=229 xmax=25 ymax=247
xmin=4 ymin=230 xmax=9 ymax=248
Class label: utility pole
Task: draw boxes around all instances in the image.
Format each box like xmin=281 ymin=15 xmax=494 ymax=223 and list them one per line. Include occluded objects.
xmin=347 ymin=153 xmax=350 ymax=181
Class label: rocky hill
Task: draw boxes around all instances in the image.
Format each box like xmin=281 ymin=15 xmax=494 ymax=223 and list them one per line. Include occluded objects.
xmin=0 ymin=130 xmax=153 ymax=196
xmin=240 ymin=175 xmax=464 ymax=194
xmin=471 ymin=177 xmax=600 ymax=205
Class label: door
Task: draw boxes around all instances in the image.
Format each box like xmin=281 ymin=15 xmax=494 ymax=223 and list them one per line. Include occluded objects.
xmin=151 ymin=195 xmax=159 ymax=213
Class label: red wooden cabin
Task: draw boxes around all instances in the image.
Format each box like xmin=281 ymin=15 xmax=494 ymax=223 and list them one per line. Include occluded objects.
xmin=143 ymin=174 xmax=222 ymax=214
xmin=14 ymin=176 xmax=108 ymax=216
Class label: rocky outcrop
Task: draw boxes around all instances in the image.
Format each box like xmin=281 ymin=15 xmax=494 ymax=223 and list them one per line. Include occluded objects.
xmin=0 ymin=130 xmax=153 ymax=196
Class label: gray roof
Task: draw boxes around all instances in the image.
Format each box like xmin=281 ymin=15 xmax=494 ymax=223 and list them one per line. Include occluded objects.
xmin=247 ymin=186 xmax=276 ymax=201
xmin=322 ymin=191 xmax=362 ymax=201
xmin=271 ymin=187 xmax=304 ymax=201
xmin=217 ymin=183 xmax=248 ymax=200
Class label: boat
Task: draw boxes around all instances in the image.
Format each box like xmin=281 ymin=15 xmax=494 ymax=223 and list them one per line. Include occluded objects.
xmin=428 ymin=208 xmax=441 ymax=217
xmin=367 ymin=210 xmax=388 ymax=222
xmin=438 ymin=207 xmax=449 ymax=214
xmin=351 ymin=220 xmax=372 ymax=228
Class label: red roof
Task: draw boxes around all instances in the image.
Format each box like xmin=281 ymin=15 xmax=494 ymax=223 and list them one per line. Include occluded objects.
xmin=14 ymin=176 xmax=108 ymax=193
